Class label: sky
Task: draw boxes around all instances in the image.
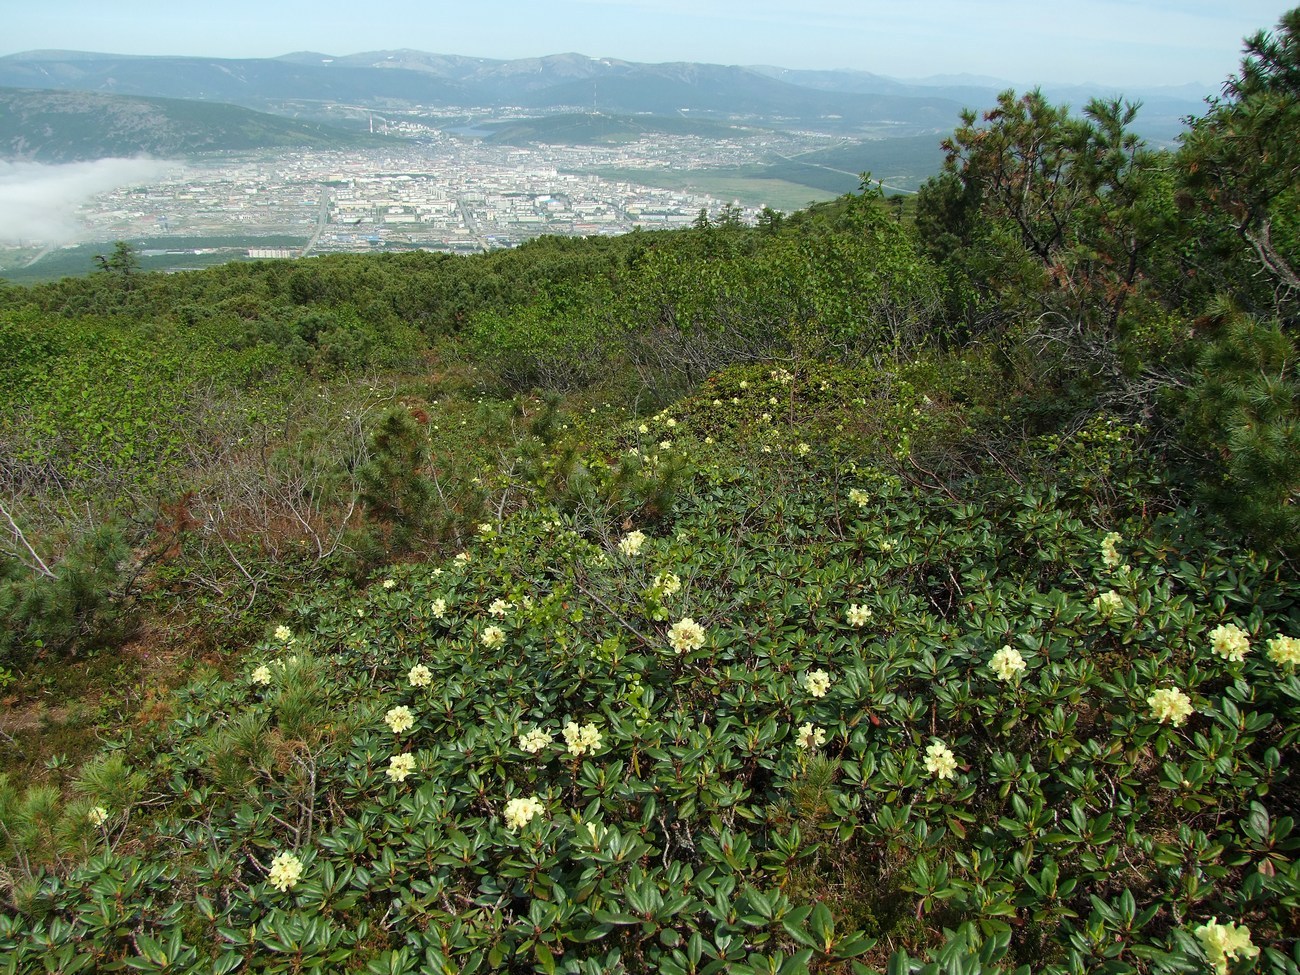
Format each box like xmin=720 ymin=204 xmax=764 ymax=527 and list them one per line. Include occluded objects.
xmin=1 ymin=0 xmax=1289 ymax=91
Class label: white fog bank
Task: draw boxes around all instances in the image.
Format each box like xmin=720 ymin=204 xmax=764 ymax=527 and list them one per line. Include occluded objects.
xmin=0 ymin=158 xmax=178 ymax=245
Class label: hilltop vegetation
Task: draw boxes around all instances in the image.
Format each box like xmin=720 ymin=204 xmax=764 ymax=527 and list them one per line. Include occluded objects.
xmin=0 ymin=87 xmax=387 ymax=162
xmin=0 ymin=9 xmax=1298 ymax=975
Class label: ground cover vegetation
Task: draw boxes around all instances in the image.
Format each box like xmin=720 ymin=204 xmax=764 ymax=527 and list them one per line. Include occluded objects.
xmin=0 ymin=10 xmax=1299 ymax=974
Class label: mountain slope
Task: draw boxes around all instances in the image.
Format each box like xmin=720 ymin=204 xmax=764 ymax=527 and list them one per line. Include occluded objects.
xmin=0 ymin=86 xmax=385 ymax=162
xmin=0 ymin=50 xmax=964 ymax=133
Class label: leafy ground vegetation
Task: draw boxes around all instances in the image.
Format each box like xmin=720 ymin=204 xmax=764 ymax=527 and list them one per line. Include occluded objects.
xmin=1 ymin=10 xmax=1300 ymax=975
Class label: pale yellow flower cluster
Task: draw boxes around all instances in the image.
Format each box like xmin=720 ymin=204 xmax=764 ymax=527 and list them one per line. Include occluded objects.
xmin=488 ymin=598 xmax=514 ymax=618
xmin=846 ymin=604 xmax=872 ymax=627
xmin=563 ymin=720 xmax=603 ymax=757
xmin=1100 ymin=531 xmax=1124 ymax=568
xmin=88 ymin=806 xmax=109 ymax=826
xmin=385 ymin=705 xmax=415 ymax=734
xmin=519 ymin=728 xmax=554 ymax=754
xmin=481 ymin=626 xmax=505 ymax=648
xmin=1194 ymin=918 xmax=1259 ymax=974
xmin=803 ymin=669 xmax=832 ymax=698
xmin=990 ymin=645 xmax=1026 ymax=681
xmin=924 ymin=740 xmax=957 ymax=780
xmin=477 ymin=522 xmax=494 ymax=536
xmin=407 ymin=663 xmax=433 ymax=688
xmin=1267 ymin=634 xmax=1300 ymax=666
xmin=668 ymin=617 xmax=706 ymax=653
xmin=386 ymin=752 xmax=416 ymax=782
xmin=382 ymin=579 xmax=396 ymax=589
xmin=1147 ymin=686 xmax=1194 ymax=726
xmin=251 ymin=665 xmax=272 ymax=686
xmin=848 ymin=488 xmax=870 ymax=508
xmin=1093 ymin=590 xmax=1124 ymax=614
xmin=796 ymin=722 xmax=827 ymax=749
xmin=1208 ymin=623 xmax=1251 ymax=662
xmin=654 ymin=572 xmax=682 ymax=598
xmin=454 ymin=551 xmax=471 ymax=566
xmin=431 ymin=597 xmax=447 ymax=619
xmin=274 ymin=625 xmax=293 ymax=642
xmin=618 ymin=530 xmax=647 ymax=556
xmin=267 ymin=851 xmax=303 ymax=891
xmin=504 ymin=795 xmax=545 ymax=830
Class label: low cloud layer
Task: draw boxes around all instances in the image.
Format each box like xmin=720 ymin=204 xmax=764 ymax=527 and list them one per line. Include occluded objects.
xmin=0 ymin=158 xmax=176 ymax=246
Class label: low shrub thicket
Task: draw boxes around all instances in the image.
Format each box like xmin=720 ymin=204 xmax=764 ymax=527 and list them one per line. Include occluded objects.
xmin=2 ymin=368 xmax=1297 ymax=974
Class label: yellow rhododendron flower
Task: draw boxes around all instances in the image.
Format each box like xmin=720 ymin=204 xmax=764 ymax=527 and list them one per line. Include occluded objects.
xmin=924 ymin=740 xmax=957 ymax=780
xmin=618 ymin=530 xmax=647 ymax=556
xmin=1266 ymin=634 xmax=1300 ymax=666
xmin=1194 ymin=918 xmax=1259 ymax=975
xmin=1208 ymin=623 xmax=1250 ymax=662
xmin=1093 ymin=590 xmax=1124 ymax=614
xmin=990 ymin=645 xmax=1026 ymax=681
xmin=407 ymin=664 xmax=433 ymax=688
xmin=1147 ymin=686 xmax=1194 ymax=726
xmin=504 ymin=796 xmax=545 ymax=831
xmin=519 ymin=728 xmax=553 ymax=754
xmin=251 ymin=665 xmax=272 ymax=685
xmin=653 ymin=572 xmax=682 ymax=598
xmin=668 ymin=617 xmax=706 ymax=654
xmin=273 ymin=625 xmax=292 ymax=642
xmin=846 ymin=604 xmax=873 ymax=627
xmin=1100 ymin=531 xmax=1124 ymax=568
xmin=481 ymin=625 xmax=505 ymax=648
xmin=562 ymin=720 xmax=603 ymax=756
xmin=431 ymin=598 xmax=447 ymax=619
xmin=386 ymin=752 xmax=416 ymax=782
xmin=385 ymin=705 xmax=415 ymax=734
xmin=88 ymin=806 xmax=109 ymax=826
xmin=488 ymin=598 xmax=513 ymax=618
xmin=848 ymin=488 xmax=870 ymax=508
xmin=803 ymin=669 xmax=832 ymax=698
xmin=796 ymin=722 xmax=827 ymax=749
xmin=382 ymin=578 xmax=396 ymax=589
xmin=267 ymin=851 xmax=303 ymax=892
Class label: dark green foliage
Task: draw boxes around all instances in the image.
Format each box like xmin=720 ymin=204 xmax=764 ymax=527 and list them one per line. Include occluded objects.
xmin=357 ymin=407 xmax=435 ymax=552
xmin=1179 ymin=8 xmax=1300 ymax=320
xmin=1181 ymin=310 xmax=1300 ymax=551
xmin=918 ymin=88 xmax=1172 ymax=380
xmin=0 ymin=521 xmax=134 ymax=663
xmin=92 ymin=241 xmax=141 ymax=287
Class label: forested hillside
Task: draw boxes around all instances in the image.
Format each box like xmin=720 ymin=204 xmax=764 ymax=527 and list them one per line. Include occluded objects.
xmin=0 ymin=10 xmax=1298 ymax=975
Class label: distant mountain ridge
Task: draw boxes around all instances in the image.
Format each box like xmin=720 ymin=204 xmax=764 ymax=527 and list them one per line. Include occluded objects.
xmin=0 ymin=49 xmax=967 ymax=134
xmin=0 ymin=48 xmax=1210 ymax=151
xmin=0 ymin=86 xmax=383 ymax=162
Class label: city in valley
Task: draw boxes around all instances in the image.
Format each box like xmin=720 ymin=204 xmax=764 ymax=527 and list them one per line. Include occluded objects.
xmin=5 ymin=127 xmax=848 ymax=275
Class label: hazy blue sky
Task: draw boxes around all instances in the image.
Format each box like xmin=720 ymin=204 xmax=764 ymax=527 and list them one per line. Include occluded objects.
xmin=2 ymin=0 xmax=1288 ymax=89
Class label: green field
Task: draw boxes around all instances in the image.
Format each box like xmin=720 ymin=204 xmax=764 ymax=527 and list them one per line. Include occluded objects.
xmin=586 ymin=166 xmax=838 ymax=212
xmin=0 ymin=235 xmax=310 ymax=283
